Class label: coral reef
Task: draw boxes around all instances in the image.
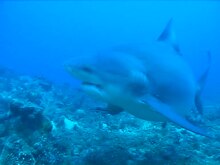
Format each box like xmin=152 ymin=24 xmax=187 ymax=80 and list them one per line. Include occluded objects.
xmin=0 ymin=66 xmax=219 ymax=165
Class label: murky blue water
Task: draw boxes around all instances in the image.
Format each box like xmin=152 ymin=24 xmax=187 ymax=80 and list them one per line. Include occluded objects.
xmin=0 ymin=1 xmax=220 ymax=164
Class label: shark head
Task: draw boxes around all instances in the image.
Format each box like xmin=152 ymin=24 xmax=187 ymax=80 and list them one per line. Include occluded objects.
xmin=65 ymin=51 xmax=149 ymax=102
xmin=64 ymin=56 xmax=106 ymax=100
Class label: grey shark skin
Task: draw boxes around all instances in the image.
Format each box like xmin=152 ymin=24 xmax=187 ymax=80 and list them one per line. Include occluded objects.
xmin=65 ymin=19 xmax=212 ymax=138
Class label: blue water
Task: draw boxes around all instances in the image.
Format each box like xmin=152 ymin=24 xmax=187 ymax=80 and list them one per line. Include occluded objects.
xmin=0 ymin=1 xmax=219 ymax=99
xmin=1 ymin=1 xmax=220 ymax=164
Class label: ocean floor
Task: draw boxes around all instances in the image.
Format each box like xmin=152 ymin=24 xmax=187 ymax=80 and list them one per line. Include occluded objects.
xmin=0 ymin=66 xmax=220 ymax=165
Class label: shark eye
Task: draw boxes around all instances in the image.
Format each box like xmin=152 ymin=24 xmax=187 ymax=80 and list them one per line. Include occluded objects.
xmin=81 ymin=66 xmax=93 ymax=73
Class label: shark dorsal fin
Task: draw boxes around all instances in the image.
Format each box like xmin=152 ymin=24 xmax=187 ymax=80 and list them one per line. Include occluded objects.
xmin=157 ymin=18 xmax=182 ymax=56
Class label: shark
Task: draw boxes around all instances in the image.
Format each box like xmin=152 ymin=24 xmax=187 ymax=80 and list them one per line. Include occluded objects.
xmin=65 ymin=19 xmax=212 ymax=138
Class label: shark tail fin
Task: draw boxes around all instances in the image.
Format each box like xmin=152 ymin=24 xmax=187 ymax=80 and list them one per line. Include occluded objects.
xmin=157 ymin=18 xmax=182 ymax=56
xmin=195 ymin=51 xmax=212 ymax=114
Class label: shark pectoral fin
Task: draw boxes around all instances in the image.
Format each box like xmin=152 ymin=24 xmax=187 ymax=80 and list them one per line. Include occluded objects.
xmin=195 ymin=51 xmax=212 ymax=115
xmin=141 ymin=96 xmax=212 ymax=138
xmin=157 ymin=18 xmax=182 ymax=56
xmin=106 ymin=104 xmax=124 ymax=115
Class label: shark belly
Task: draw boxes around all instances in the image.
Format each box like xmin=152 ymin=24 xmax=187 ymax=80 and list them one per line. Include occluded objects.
xmin=104 ymin=84 xmax=167 ymax=121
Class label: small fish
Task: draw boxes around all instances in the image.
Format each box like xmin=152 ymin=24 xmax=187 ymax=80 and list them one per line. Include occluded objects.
xmin=65 ymin=19 xmax=213 ymax=138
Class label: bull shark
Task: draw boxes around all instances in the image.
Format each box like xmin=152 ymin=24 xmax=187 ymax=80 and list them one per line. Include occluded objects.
xmin=65 ymin=19 xmax=213 ymax=138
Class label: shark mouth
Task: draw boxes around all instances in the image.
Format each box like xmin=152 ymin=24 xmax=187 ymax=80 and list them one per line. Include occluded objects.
xmin=82 ymin=82 xmax=102 ymax=89
xmin=81 ymin=82 xmax=104 ymax=98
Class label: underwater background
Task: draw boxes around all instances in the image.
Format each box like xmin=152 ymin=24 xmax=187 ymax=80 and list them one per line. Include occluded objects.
xmin=0 ymin=1 xmax=220 ymax=165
